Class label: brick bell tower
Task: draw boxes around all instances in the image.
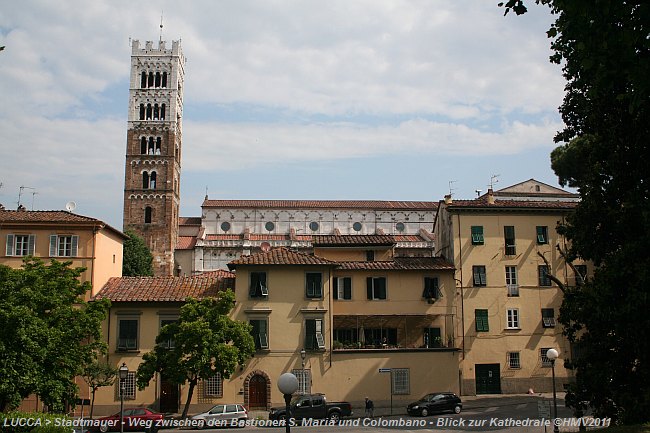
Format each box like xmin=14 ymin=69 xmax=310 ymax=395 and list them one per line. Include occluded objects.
xmin=123 ymin=39 xmax=185 ymax=276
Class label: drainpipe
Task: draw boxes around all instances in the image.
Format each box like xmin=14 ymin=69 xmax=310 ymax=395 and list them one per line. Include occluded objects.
xmin=456 ymin=214 xmax=465 ymax=358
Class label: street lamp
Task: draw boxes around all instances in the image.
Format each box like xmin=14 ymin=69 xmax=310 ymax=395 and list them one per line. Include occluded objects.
xmin=547 ymin=348 xmax=560 ymax=433
xmin=300 ymin=349 xmax=306 ymax=395
xmin=277 ymin=373 xmax=299 ymax=433
xmin=118 ymin=363 xmax=129 ymax=433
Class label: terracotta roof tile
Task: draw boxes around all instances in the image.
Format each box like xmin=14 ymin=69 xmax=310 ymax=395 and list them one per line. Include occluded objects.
xmin=203 ymin=199 xmax=438 ymax=210
xmin=337 ymin=257 xmax=455 ymax=271
xmin=176 ymin=236 xmax=197 ymax=250
xmin=92 ymin=270 xmax=235 ymax=302
xmin=1 ymin=210 xmax=103 ymax=223
xmin=446 ymin=198 xmax=578 ymax=210
xmin=179 ymin=217 xmax=201 ymax=225
xmin=312 ymin=235 xmax=396 ymax=246
xmin=228 ymin=248 xmax=336 ymax=268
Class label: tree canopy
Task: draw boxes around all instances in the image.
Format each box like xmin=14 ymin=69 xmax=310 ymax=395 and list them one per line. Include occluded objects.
xmin=501 ymin=0 xmax=650 ymax=423
xmin=122 ymin=229 xmax=153 ymax=277
xmin=136 ymin=290 xmax=255 ymax=419
xmin=0 ymin=259 xmax=110 ymax=413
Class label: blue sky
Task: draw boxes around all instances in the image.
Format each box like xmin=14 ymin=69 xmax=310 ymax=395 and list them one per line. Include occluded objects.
xmin=0 ymin=1 xmax=567 ymax=230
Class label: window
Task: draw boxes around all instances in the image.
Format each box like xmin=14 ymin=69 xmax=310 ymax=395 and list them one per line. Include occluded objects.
xmin=472 ymin=265 xmax=487 ymax=287
xmin=305 ymin=273 xmax=323 ymax=298
xmin=541 ymin=348 xmax=553 ymax=367
xmin=541 ymin=308 xmax=556 ymax=328
xmin=391 ymin=368 xmax=410 ymax=395
xmin=366 ymin=250 xmax=375 ymax=261
xmin=5 ymin=234 xmax=35 ymax=256
xmin=352 ymin=222 xmax=362 ymax=232
xmin=574 ymin=265 xmax=587 ymax=286
xmin=333 ymin=277 xmax=352 ymax=300
xmin=119 ymin=372 xmax=137 ymax=399
xmin=220 ymin=221 xmax=231 ymax=232
xmin=49 ymin=235 xmax=79 ymax=257
xmin=538 ymin=265 xmax=552 ymax=287
xmin=537 ymin=226 xmax=549 ymax=244
xmin=250 ymin=319 xmax=269 ymax=350
xmin=366 ymin=277 xmax=387 ymax=300
xmin=423 ymin=327 xmax=442 ymax=348
xmin=204 ymin=374 xmax=223 ymax=397
xmin=506 ymin=308 xmax=520 ymax=329
xmin=505 ymin=266 xmax=518 ymax=296
xmin=142 ymin=171 xmax=149 ymax=189
xmin=475 ymin=309 xmax=489 ymax=332
xmin=118 ymin=318 xmax=138 ymax=350
xmin=144 ymin=206 xmax=152 ymax=224
xmin=508 ymin=352 xmax=521 ymax=369
xmin=292 ymin=369 xmax=311 ymax=395
xmin=159 ymin=319 xmax=177 ymax=349
xmin=471 ymin=226 xmax=484 ymax=245
xmin=309 ymin=221 xmax=319 ymax=232
xmin=504 ymin=226 xmax=516 ymax=255
xmin=305 ymin=319 xmax=325 ymax=350
xmin=265 ymin=221 xmax=275 ymax=231
xmin=422 ymin=277 xmax=441 ymax=299
xmin=249 ymin=272 xmax=268 ymax=298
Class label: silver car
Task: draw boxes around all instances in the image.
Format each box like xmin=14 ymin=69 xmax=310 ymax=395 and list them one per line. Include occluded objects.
xmin=191 ymin=404 xmax=248 ymax=428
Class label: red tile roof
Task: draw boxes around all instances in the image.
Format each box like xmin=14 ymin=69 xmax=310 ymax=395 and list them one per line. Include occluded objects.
xmin=336 ymin=257 xmax=455 ymax=271
xmin=312 ymin=235 xmax=396 ymax=246
xmin=176 ymin=236 xmax=197 ymax=250
xmin=445 ymin=198 xmax=578 ymax=211
xmin=179 ymin=217 xmax=201 ymax=225
xmin=228 ymin=248 xmax=337 ymax=268
xmin=0 ymin=210 xmax=126 ymax=238
xmin=203 ymin=200 xmax=438 ymax=210
xmin=92 ymin=270 xmax=235 ymax=302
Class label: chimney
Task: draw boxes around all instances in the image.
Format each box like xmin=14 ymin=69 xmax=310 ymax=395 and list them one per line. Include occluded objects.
xmin=444 ymin=194 xmax=453 ymax=204
xmin=487 ymin=189 xmax=495 ymax=205
xmin=17 ymin=204 xmax=26 ymax=211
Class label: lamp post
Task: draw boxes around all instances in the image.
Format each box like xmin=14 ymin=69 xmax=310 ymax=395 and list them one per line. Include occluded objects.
xmin=300 ymin=349 xmax=306 ymax=395
xmin=277 ymin=373 xmax=299 ymax=433
xmin=546 ymin=348 xmax=560 ymax=433
xmin=118 ymin=363 xmax=129 ymax=433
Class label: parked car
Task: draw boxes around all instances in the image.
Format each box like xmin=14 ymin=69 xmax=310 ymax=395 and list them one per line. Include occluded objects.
xmin=95 ymin=408 xmax=165 ymax=432
xmin=268 ymin=393 xmax=353 ymax=423
xmin=190 ymin=404 xmax=248 ymax=428
xmin=406 ymin=392 xmax=462 ymax=416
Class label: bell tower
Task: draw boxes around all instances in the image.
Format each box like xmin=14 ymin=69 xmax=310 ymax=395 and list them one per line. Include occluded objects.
xmin=123 ymin=39 xmax=185 ymax=276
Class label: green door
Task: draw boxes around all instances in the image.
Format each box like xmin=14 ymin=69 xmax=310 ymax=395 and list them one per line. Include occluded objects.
xmin=475 ymin=364 xmax=501 ymax=394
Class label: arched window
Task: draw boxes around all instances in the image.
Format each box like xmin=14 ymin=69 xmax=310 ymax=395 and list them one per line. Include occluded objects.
xmin=155 ymin=72 xmax=161 ymax=88
xmin=140 ymin=72 xmax=147 ymax=88
xmin=139 ymin=104 xmax=145 ymax=120
xmin=148 ymin=137 xmax=155 ymax=154
xmin=150 ymin=171 xmax=157 ymax=189
xmin=145 ymin=206 xmax=152 ymax=224
xmin=148 ymin=72 xmax=154 ymax=88
xmin=140 ymin=137 xmax=147 ymax=154
xmin=160 ymin=104 xmax=166 ymax=120
xmin=153 ymin=104 xmax=159 ymax=120
xmin=146 ymin=104 xmax=152 ymax=120
xmin=162 ymin=72 xmax=168 ymax=88
xmin=142 ymin=171 xmax=150 ymax=189
xmin=155 ymin=137 xmax=162 ymax=155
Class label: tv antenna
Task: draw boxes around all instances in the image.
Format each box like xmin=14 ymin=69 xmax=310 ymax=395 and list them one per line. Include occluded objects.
xmin=17 ymin=186 xmax=35 ymax=209
xmin=448 ymin=180 xmax=457 ymax=196
xmin=159 ymin=11 xmax=164 ymax=43
xmin=475 ymin=189 xmax=482 ymax=198
xmin=489 ymin=174 xmax=500 ymax=190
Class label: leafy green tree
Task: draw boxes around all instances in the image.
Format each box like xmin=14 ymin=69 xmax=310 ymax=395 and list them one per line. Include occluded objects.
xmin=122 ymin=229 xmax=153 ymax=276
xmin=0 ymin=259 xmax=110 ymax=413
xmin=136 ymin=290 xmax=255 ymax=419
xmin=500 ymin=0 xmax=650 ymax=423
xmin=82 ymin=360 xmax=116 ymax=418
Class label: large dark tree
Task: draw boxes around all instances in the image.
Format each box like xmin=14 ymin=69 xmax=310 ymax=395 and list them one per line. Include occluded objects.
xmin=0 ymin=259 xmax=110 ymax=413
xmin=501 ymin=0 xmax=650 ymax=423
xmin=122 ymin=229 xmax=154 ymax=276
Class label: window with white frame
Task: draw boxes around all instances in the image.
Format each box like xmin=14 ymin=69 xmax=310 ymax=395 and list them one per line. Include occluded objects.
xmin=118 ymin=318 xmax=139 ymax=350
xmin=541 ymin=308 xmax=556 ymax=328
xmin=333 ymin=277 xmax=352 ymax=300
xmin=505 ymin=266 xmax=518 ymax=296
xmin=506 ymin=308 xmax=520 ymax=329
xmin=159 ymin=318 xmax=177 ymax=349
xmin=391 ymin=368 xmax=410 ymax=395
xmin=5 ymin=234 xmax=35 ymax=256
xmin=305 ymin=318 xmax=325 ymax=350
xmin=291 ymin=369 xmax=311 ymax=395
xmin=366 ymin=276 xmax=387 ymax=300
xmin=422 ymin=277 xmax=441 ymax=300
xmin=249 ymin=272 xmax=268 ymax=298
xmin=204 ymin=374 xmax=223 ymax=397
xmin=508 ymin=352 xmax=521 ymax=369
xmin=306 ymin=273 xmax=323 ymax=298
xmin=250 ymin=319 xmax=269 ymax=350
xmin=49 ymin=235 xmax=79 ymax=257
xmin=119 ymin=372 xmax=137 ymax=400
xmin=538 ymin=265 xmax=552 ymax=287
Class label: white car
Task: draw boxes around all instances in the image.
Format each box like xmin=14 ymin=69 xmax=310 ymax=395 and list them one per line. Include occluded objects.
xmin=191 ymin=404 xmax=248 ymax=428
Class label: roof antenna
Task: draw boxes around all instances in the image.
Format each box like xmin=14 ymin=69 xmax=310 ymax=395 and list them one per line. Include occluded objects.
xmin=205 ymin=185 xmax=209 ymax=200
xmin=17 ymin=186 xmax=35 ymax=209
xmin=448 ymin=180 xmax=457 ymax=197
xmin=489 ymin=174 xmax=500 ymax=190
xmin=159 ymin=11 xmax=164 ymax=44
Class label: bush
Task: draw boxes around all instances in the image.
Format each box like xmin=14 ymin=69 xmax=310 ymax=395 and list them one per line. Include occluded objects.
xmin=0 ymin=411 xmax=73 ymax=433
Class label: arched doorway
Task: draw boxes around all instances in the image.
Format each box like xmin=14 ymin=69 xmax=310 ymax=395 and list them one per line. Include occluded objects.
xmin=248 ymin=374 xmax=269 ymax=410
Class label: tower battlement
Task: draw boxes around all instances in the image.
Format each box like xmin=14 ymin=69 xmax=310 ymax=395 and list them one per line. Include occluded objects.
xmin=131 ymin=39 xmax=184 ymax=62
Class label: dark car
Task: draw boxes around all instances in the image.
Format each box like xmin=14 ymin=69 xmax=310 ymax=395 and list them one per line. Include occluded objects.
xmin=96 ymin=408 xmax=165 ymax=432
xmin=406 ymin=392 xmax=462 ymax=417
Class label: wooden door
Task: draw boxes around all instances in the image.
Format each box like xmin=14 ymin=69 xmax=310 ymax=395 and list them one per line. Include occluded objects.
xmin=160 ymin=378 xmax=179 ymax=413
xmin=249 ymin=375 xmax=268 ymax=409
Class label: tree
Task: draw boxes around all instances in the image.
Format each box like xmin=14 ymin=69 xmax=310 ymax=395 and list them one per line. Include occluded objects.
xmin=136 ymin=290 xmax=255 ymax=419
xmin=82 ymin=360 xmax=116 ymax=418
xmin=0 ymin=259 xmax=110 ymax=413
xmin=122 ymin=229 xmax=153 ymax=276
xmin=500 ymin=0 xmax=650 ymax=424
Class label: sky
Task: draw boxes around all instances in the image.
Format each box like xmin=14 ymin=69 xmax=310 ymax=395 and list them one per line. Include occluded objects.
xmin=0 ymin=1 xmax=568 ymax=230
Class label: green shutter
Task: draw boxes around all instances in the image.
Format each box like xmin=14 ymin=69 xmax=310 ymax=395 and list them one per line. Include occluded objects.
xmin=537 ymin=226 xmax=548 ymax=244
xmin=71 ymin=235 xmax=78 ymax=257
xmin=6 ymin=234 xmax=14 ymax=256
xmin=471 ymin=226 xmax=484 ymax=245
xmin=366 ymin=277 xmax=373 ymax=299
xmin=49 ymin=235 xmax=57 ymax=256
xmin=377 ymin=278 xmax=387 ymax=299
xmin=333 ymin=277 xmax=339 ymax=300
xmin=305 ymin=319 xmax=316 ymax=350
xmin=27 ymin=235 xmax=35 ymax=255
xmin=343 ymin=278 xmax=352 ymax=299
xmin=475 ymin=309 xmax=489 ymax=332
xmin=250 ymin=320 xmax=260 ymax=349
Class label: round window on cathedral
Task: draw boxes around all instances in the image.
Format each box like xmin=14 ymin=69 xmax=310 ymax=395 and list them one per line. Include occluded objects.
xmin=221 ymin=221 xmax=231 ymax=232
xmin=309 ymin=221 xmax=319 ymax=232
xmin=265 ymin=221 xmax=275 ymax=231
xmin=395 ymin=222 xmax=405 ymax=232
xmin=353 ymin=222 xmax=362 ymax=232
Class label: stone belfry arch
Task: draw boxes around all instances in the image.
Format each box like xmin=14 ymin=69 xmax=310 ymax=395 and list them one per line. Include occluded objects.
xmin=123 ymin=39 xmax=185 ymax=276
